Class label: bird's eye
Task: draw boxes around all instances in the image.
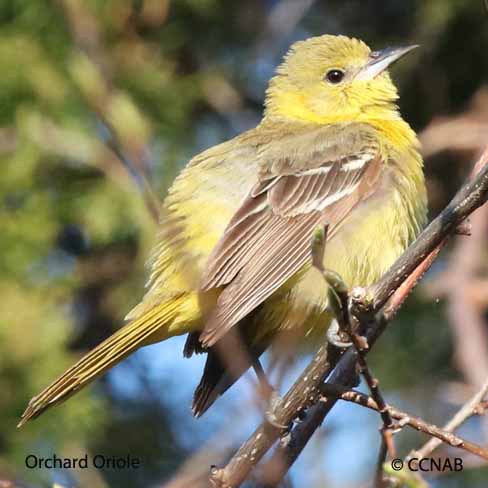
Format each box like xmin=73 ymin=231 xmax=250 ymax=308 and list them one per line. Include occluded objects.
xmin=325 ymin=69 xmax=345 ymax=84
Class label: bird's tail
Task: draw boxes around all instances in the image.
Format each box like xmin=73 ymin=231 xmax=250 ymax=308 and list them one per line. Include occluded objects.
xmin=18 ymin=296 xmax=187 ymax=427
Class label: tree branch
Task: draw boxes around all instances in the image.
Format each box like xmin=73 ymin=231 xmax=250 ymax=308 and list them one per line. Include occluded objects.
xmin=211 ymin=146 xmax=488 ymax=487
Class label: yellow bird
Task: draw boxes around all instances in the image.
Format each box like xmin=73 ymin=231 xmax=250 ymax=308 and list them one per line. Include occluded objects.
xmin=19 ymin=35 xmax=427 ymax=426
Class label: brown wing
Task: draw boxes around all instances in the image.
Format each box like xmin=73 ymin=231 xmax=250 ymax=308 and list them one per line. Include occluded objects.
xmin=199 ymin=151 xmax=383 ymax=347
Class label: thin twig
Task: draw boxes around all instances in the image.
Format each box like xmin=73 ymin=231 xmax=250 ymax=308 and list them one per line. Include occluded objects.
xmin=447 ymin=205 xmax=488 ymax=388
xmin=345 ymin=329 xmax=397 ymax=465
xmin=409 ymin=376 xmax=488 ymax=460
xmin=320 ymin=385 xmax=488 ymax=461
xmin=58 ymin=0 xmax=160 ymax=222
xmin=104 ymin=131 xmax=160 ymax=222
xmin=375 ymin=437 xmax=389 ymax=488
xmin=354 ymin=345 xmax=397 ymax=485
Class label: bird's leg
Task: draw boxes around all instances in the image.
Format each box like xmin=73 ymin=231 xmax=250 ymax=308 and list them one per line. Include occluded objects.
xmin=252 ymin=358 xmax=273 ymax=396
xmin=323 ymin=270 xmax=353 ymax=348
xmin=252 ymin=359 xmax=289 ymax=430
xmin=311 ymin=226 xmax=352 ymax=347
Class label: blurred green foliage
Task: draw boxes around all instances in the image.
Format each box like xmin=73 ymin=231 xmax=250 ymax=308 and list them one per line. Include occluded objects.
xmin=1 ymin=1 xmax=488 ymax=487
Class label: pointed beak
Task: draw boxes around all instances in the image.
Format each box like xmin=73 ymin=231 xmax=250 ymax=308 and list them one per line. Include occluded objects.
xmin=356 ymin=45 xmax=418 ymax=81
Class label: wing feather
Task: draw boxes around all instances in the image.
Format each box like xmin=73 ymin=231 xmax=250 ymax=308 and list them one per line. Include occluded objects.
xmin=200 ymin=147 xmax=383 ymax=347
xmin=211 ymin=214 xmax=319 ymax=329
xmin=200 ymin=194 xmax=270 ymax=289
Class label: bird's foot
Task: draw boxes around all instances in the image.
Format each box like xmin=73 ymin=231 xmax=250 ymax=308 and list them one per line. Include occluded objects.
xmin=327 ymin=319 xmax=352 ymax=348
xmin=264 ymin=389 xmax=290 ymax=430
xmin=311 ymin=233 xmax=354 ymax=341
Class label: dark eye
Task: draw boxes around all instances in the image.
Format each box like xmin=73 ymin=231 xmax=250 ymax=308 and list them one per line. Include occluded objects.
xmin=325 ymin=69 xmax=345 ymax=84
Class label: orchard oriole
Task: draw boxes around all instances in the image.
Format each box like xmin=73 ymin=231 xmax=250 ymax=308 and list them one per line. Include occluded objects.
xmin=19 ymin=35 xmax=427 ymax=426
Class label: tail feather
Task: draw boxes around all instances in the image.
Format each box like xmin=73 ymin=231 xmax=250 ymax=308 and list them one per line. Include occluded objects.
xmin=192 ymin=339 xmax=267 ymax=417
xmin=192 ymin=349 xmax=230 ymax=417
xmin=18 ymin=298 xmax=184 ymax=427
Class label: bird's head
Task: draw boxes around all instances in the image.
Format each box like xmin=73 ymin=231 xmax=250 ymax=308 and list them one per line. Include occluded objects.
xmin=264 ymin=35 xmax=417 ymax=124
